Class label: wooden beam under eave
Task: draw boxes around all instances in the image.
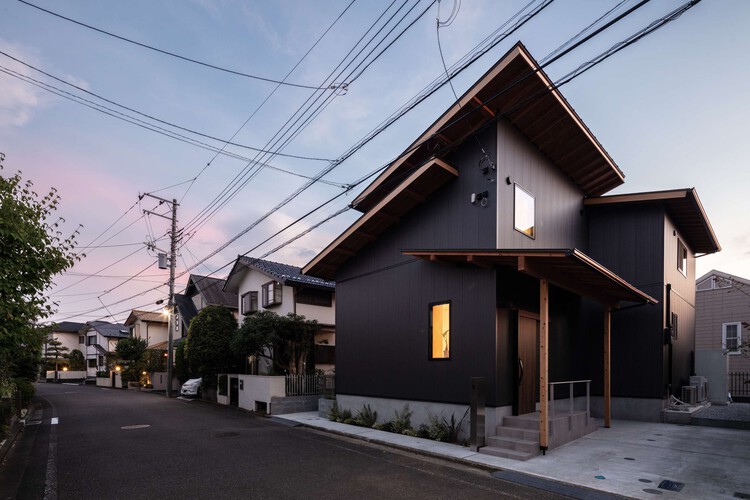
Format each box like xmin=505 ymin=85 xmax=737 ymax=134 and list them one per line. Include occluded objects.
xmin=466 ymin=255 xmax=493 ymax=268
xmin=402 ymin=189 xmax=426 ymax=203
xmin=539 ymin=278 xmax=549 ymax=452
xmin=603 ymin=306 xmax=612 ymax=428
xmin=472 ymin=96 xmax=496 ymax=118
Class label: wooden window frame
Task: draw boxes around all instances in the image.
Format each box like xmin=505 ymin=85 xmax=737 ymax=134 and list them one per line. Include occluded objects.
xmin=241 ymin=291 xmax=258 ymax=315
xmin=262 ymin=281 xmax=282 ymax=307
xmin=429 ymin=301 xmax=451 ymax=360
xmin=677 ymin=239 xmax=688 ymax=277
xmin=514 ymin=183 xmax=535 ymax=239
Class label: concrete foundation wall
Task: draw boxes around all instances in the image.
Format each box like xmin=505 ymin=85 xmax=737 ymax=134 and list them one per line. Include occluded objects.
xmin=590 ymin=396 xmax=665 ymax=422
xmin=237 ymin=375 xmax=285 ymax=412
xmin=337 ymin=394 xmax=513 ymax=440
xmin=696 ymin=349 xmax=729 ymax=404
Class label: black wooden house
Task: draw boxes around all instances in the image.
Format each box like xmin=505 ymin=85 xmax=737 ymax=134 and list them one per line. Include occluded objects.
xmin=303 ymin=43 xmax=719 ymax=459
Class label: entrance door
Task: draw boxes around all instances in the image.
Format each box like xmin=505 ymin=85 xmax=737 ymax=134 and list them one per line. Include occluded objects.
xmin=516 ymin=312 xmax=539 ymax=415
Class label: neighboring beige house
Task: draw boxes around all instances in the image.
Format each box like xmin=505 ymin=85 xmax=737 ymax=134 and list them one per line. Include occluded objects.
xmin=79 ymin=321 xmax=129 ymax=378
xmin=47 ymin=321 xmax=85 ymax=356
xmin=174 ymin=275 xmax=238 ymax=340
xmin=696 ymin=270 xmax=750 ymax=373
xmin=224 ymin=257 xmax=335 ymax=373
xmin=125 ymin=310 xmax=168 ymax=348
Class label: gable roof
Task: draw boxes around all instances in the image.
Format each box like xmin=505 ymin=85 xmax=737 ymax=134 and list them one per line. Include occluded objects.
xmin=225 ymin=256 xmax=335 ymax=293
xmin=352 ymin=42 xmax=623 ymax=214
xmin=174 ymin=293 xmax=198 ymax=329
xmin=51 ymin=321 xmax=86 ymax=333
xmin=85 ymin=321 xmax=129 ymax=338
xmin=696 ymin=269 xmax=750 ymax=288
xmin=304 ymin=42 xmax=625 ymax=280
xmin=184 ymin=275 xmax=238 ymax=309
xmin=584 ymin=188 xmax=720 ymax=255
xmin=124 ymin=310 xmax=167 ymax=326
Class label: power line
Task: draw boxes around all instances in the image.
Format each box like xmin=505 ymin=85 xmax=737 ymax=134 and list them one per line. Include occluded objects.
xmin=16 ymin=0 xmax=346 ymax=91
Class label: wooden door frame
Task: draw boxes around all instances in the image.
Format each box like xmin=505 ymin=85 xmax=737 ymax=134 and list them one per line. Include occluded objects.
xmin=514 ymin=310 xmax=539 ymax=416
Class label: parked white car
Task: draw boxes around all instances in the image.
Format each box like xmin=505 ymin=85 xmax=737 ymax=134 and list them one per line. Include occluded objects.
xmin=180 ymin=378 xmax=202 ymax=397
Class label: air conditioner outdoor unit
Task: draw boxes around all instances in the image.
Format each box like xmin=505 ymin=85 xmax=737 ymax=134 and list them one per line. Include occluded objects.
xmin=681 ymin=385 xmax=698 ymax=405
xmin=690 ymin=376 xmax=707 ymax=402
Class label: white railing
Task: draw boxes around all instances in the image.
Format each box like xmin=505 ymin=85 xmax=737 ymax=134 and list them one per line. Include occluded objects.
xmin=549 ymin=379 xmax=591 ymax=425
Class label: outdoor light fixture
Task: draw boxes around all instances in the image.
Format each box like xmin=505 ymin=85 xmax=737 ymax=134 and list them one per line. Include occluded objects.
xmin=62 ymin=367 xmax=68 ymax=372
xmin=115 ymin=366 xmax=121 ymax=372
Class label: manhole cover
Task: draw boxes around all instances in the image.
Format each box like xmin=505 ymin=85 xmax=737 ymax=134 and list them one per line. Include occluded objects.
xmin=121 ymin=424 xmax=151 ymax=430
xmin=658 ymin=480 xmax=685 ymax=492
xmin=213 ymin=431 xmax=239 ymax=438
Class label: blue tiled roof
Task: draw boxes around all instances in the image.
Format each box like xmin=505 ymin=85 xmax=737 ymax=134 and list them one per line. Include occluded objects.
xmin=87 ymin=321 xmax=129 ymax=338
xmin=238 ymin=257 xmax=334 ymax=290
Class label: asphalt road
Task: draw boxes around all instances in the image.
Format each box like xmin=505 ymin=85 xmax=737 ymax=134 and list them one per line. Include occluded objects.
xmin=1 ymin=383 xmax=570 ymax=499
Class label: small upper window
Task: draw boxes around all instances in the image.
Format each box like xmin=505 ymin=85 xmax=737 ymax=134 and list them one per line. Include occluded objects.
xmin=697 ymin=275 xmax=732 ymax=291
xmin=514 ymin=184 xmax=535 ymax=239
xmin=429 ymin=302 xmax=451 ymax=360
xmin=677 ymin=239 xmax=687 ymax=276
xmin=241 ymin=291 xmax=258 ymax=315
xmin=262 ymin=281 xmax=282 ymax=307
xmin=723 ymin=322 xmax=742 ymax=354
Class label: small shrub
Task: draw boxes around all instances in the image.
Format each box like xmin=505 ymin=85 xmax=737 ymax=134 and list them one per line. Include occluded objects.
xmin=373 ymin=421 xmax=393 ymax=432
xmin=356 ymin=404 xmax=378 ymax=427
xmin=338 ymin=408 xmax=353 ymax=423
xmin=416 ymin=424 xmax=430 ymax=439
xmin=96 ymin=371 xmax=109 ymax=378
xmin=402 ymin=428 xmax=418 ymax=437
xmin=442 ymin=408 xmax=469 ymax=443
xmin=13 ymin=378 xmax=35 ymax=407
xmin=426 ymin=415 xmax=448 ymax=441
xmin=391 ymin=404 xmax=412 ymax=434
xmin=327 ymin=401 xmax=340 ymax=422
xmin=342 ymin=417 xmax=357 ymax=425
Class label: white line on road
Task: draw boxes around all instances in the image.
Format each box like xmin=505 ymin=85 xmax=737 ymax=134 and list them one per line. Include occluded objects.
xmin=51 ymin=417 xmax=58 ymax=425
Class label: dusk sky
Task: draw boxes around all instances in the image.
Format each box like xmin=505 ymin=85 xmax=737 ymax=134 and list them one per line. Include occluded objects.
xmin=1 ymin=0 xmax=747 ymax=325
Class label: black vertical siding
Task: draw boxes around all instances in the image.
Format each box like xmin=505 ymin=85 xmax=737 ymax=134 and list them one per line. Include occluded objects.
xmin=336 ymin=128 xmax=500 ymax=405
xmin=585 ymin=204 xmax=668 ymax=399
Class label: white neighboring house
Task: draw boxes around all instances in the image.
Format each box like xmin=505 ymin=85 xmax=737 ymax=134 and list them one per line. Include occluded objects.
xmin=80 ymin=321 xmax=129 ymax=378
xmin=47 ymin=321 xmax=86 ymax=357
xmin=125 ymin=310 xmax=169 ymax=349
xmin=174 ymin=274 xmax=238 ymax=340
xmin=224 ymin=257 xmax=335 ymax=374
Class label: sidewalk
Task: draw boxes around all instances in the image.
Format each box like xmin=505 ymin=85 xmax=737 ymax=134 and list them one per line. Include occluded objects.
xmin=275 ymin=411 xmax=750 ymax=500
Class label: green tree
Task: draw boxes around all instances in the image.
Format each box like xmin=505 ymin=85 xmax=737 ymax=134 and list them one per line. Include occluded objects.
xmin=0 ymin=156 xmax=81 ymax=397
xmin=115 ymin=337 xmax=148 ymax=384
xmin=175 ymin=340 xmax=189 ymax=384
xmin=232 ymin=311 xmax=320 ymax=375
xmin=68 ymin=349 xmax=86 ymax=371
xmin=185 ymin=306 xmax=239 ymax=388
xmin=45 ymin=337 xmax=70 ymax=375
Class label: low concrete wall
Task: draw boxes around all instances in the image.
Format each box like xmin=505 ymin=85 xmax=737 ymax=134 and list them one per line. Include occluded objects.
xmin=319 ymin=398 xmax=334 ymax=418
xmin=149 ymin=372 xmax=180 ymax=392
xmin=238 ymin=375 xmax=285 ymax=413
xmin=270 ymin=395 xmax=318 ymax=415
xmin=335 ymin=394 xmax=497 ymax=441
xmin=96 ymin=377 xmax=112 ymax=387
xmin=590 ymin=396 xmax=665 ymax=422
xmin=46 ymin=370 xmax=87 ymax=381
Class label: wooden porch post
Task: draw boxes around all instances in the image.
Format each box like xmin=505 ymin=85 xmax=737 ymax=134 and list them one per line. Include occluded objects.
xmin=603 ymin=306 xmax=611 ymax=428
xmin=539 ymin=278 xmax=549 ymax=451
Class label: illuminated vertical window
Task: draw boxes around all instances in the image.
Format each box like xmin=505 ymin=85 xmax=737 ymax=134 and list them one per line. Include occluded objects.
xmin=430 ymin=302 xmax=451 ymax=359
xmin=514 ymin=184 xmax=535 ymax=238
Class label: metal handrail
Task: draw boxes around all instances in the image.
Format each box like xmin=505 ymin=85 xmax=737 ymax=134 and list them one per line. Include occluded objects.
xmin=549 ymin=379 xmax=591 ymax=426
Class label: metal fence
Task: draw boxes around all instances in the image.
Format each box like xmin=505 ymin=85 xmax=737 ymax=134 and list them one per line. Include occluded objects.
xmin=285 ymin=374 xmax=335 ymax=398
xmin=728 ymin=372 xmax=750 ymax=398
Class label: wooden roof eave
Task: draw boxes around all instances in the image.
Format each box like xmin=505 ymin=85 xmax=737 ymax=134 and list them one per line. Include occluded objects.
xmin=402 ymin=248 xmax=657 ymax=306
xmin=303 ymin=158 xmax=459 ymax=280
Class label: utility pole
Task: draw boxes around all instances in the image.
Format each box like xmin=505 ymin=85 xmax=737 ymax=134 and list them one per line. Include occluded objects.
xmin=142 ymin=193 xmax=179 ymax=398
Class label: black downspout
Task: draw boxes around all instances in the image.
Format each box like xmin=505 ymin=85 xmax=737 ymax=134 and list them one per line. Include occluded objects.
xmin=665 ymin=284 xmax=673 ymax=397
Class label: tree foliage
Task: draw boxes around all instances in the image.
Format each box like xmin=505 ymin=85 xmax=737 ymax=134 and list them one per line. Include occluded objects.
xmin=115 ymin=337 xmax=148 ymax=383
xmin=185 ymin=306 xmax=239 ymax=388
xmin=232 ymin=311 xmax=320 ymax=375
xmin=68 ymin=349 xmax=86 ymax=371
xmin=0 ymin=156 xmax=81 ymax=394
xmin=45 ymin=337 xmax=69 ymax=370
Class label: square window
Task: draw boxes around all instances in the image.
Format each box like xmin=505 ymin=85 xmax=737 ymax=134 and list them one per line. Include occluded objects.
xmin=514 ymin=184 xmax=535 ymax=239
xmin=262 ymin=281 xmax=282 ymax=307
xmin=429 ymin=302 xmax=451 ymax=360
xmin=677 ymin=239 xmax=687 ymax=276
xmin=241 ymin=291 xmax=258 ymax=315
xmin=723 ymin=322 xmax=742 ymax=354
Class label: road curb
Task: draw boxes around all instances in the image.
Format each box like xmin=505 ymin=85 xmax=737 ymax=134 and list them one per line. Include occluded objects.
xmin=0 ymin=416 xmax=24 ymax=464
